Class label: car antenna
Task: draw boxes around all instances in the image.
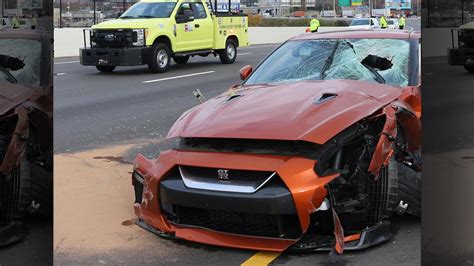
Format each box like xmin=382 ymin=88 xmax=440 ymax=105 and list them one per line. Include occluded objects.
xmin=193 ymin=89 xmax=206 ymax=104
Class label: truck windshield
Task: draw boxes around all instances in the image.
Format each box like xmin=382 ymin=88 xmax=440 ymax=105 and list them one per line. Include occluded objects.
xmin=0 ymin=39 xmax=42 ymax=86
xmin=244 ymin=38 xmax=411 ymax=87
xmin=120 ymin=2 xmax=177 ymax=19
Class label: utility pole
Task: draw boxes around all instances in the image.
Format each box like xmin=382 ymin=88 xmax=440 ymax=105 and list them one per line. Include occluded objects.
xmin=368 ymin=0 xmax=372 ymax=17
xmin=333 ymin=0 xmax=336 ymax=17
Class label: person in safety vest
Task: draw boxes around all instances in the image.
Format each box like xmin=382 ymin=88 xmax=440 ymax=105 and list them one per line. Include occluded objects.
xmin=310 ymin=18 xmax=320 ymax=33
xmin=380 ymin=15 xmax=387 ymax=29
xmin=31 ymin=13 xmax=37 ymax=30
xmin=398 ymin=15 xmax=405 ymax=30
xmin=11 ymin=16 xmax=19 ymax=29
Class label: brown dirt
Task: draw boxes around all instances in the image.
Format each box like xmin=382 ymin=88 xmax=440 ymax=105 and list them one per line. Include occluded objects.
xmin=54 ymin=143 xmax=158 ymax=256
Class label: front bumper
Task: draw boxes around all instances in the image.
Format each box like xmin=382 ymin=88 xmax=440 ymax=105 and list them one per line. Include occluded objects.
xmin=79 ymin=47 xmax=153 ymax=67
xmin=132 ymin=150 xmax=340 ymax=251
xmin=448 ymin=47 xmax=474 ymax=66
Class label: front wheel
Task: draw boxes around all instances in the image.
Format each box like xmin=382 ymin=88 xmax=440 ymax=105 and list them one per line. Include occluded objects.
xmin=219 ymin=39 xmax=237 ymax=64
xmin=148 ymin=43 xmax=171 ymax=73
xmin=96 ymin=66 xmax=116 ymax=73
xmin=464 ymin=65 xmax=474 ymax=73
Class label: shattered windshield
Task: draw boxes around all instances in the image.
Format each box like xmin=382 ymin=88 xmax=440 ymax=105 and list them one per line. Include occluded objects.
xmin=120 ymin=2 xmax=177 ymax=19
xmin=0 ymin=39 xmax=42 ymax=86
xmin=245 ymin=38 xmax=411 ymax=87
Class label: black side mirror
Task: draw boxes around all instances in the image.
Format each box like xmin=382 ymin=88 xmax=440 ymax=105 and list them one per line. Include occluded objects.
xmin=176 ymin=10 xmax=194 ymax=23
xmin=116 ymin=12 xmax=123 ymax=19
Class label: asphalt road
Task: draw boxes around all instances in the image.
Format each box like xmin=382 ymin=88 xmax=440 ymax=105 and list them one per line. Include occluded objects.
xmin=54 ymin=44 xmax=420 ymax=265
xmin=421 ymin=57 xmax=474 ymax=265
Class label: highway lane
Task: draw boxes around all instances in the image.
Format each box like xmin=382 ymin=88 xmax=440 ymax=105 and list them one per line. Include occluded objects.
xmin=54 ymin=44 xmax=420 ymax=265
xmin=54 ymin=45 xmax=277 ymax=153
xmin=421 ymin=57 xmax=474 ymax=265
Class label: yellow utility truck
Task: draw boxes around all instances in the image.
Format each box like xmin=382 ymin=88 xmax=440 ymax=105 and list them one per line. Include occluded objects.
xmin=80 ymin=0 xmax=249 ymax=73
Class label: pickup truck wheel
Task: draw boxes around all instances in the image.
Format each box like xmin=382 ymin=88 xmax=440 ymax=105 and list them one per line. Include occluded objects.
xmin=148 ymin=43 xmax=171 ymax=73
xmin=219 ymin=39 xmax=237 ymax=64
xmin=173 ymin=56 xmax=189 ymax=65
xmin=96 ymin=66 xmax=116 ymax=73
xmin=464 ymin=65 xmax=474 ymax=73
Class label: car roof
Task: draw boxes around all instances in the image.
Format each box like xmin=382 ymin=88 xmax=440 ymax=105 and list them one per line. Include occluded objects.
xmin=290 ymin=29 xmax=420 ymax=41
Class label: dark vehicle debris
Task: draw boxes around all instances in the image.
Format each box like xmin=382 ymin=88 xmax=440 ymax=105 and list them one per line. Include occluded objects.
xmin=0 ymin=30 xmax=53 ymax=247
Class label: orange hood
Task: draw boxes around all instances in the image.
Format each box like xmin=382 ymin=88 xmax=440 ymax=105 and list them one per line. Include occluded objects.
xmin=167 ymin=80 xmax=401 ymax=144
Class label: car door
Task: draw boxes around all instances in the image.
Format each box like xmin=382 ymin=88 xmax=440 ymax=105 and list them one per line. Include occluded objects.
xmin=174 ymin=2 xmax=201 ymax=52
xmin=191 ymin=1 xmax=213 ymax=49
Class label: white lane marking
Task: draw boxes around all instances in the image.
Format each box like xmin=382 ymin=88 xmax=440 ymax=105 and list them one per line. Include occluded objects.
xmin=55 ymin=72 xmax=67 ymax=76
xmin=54 ymin=61 xmax=80 ymax=65
xmin=422 ymin=60 xmax=447 ymax=65
xmin=143 ymin=71 xmax=215 ymax=84
xmin=238 ymin=52 xmax=252 ymax=56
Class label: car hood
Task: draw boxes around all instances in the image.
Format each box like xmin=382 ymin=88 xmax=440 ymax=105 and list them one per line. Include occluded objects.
xmin=0 ymin=83 xmax=35 ymax=116
xmin=167 ymin=80 xmax=401 ymax=144
xmin=92 ymin=18 xmax=168 ymax=29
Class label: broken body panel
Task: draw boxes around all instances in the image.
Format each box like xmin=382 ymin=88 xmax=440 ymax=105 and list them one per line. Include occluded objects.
xmin=133 ymin=30 xmax=421 ymax=253
xmin=0 ymin=30 xmax=53 ymax=246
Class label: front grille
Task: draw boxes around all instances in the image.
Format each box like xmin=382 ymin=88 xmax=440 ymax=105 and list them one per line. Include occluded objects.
xmin=171 ymin=205 xmax=301 ymax=239
xmin=92 ymin=29 xmax=136 ymax=48
xmin=181 ymin=166 xmax=273 ymax=182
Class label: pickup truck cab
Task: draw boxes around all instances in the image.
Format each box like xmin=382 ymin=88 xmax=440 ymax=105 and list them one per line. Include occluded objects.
xmin=80 ymin=0 xmax=249 ymax=73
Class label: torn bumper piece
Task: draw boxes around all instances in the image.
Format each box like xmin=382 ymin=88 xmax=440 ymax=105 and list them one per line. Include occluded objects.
xmin=288 ymin=222 xmax=392 ymax=252
xmin=133 ymin=150 xmax=394 ymax=253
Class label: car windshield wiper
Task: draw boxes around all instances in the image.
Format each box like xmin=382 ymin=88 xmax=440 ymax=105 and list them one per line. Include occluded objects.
xmin=0 ymin=67 xmax=18 ymax=84
xmin=138 ymin=15 xmax=155 ymax=18
xmin=120 ymin=15 xmax=136 ymax=19
xmin=320 ymin=40 xmax=340 ymax=79
xmin=362 ymin=63 xmax=386 ymax=84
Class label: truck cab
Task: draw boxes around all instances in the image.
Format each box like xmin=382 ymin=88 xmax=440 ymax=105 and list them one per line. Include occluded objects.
xmin=80 ymin=0 xmax=249 ymax=73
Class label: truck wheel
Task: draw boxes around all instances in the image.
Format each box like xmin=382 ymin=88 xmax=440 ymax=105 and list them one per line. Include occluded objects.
xmin=173 ymin=56 xmax=190 ymax=65
xmin=148 ymin=43 xmax=171 ymax=73
xmin=219 ymin=39 xmax=237 ymax=64
xmin=464 ymin=65 xmax=474 ymax=73
xmin=96 ymin=66 xmax=116 ymax=73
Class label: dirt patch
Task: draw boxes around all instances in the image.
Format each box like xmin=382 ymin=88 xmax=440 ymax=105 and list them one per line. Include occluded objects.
xmin=54 ymin=143 xmax=159 ymax=256
xmin=93 ymin=156 xmax=132 ymax=165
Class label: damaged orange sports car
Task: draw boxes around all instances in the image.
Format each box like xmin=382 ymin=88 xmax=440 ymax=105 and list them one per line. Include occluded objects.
xmin=132 ymin=30 xmax=421 ymax=253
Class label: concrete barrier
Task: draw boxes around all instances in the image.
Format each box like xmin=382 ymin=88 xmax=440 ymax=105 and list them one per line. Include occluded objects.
xmin=54 ymin=26 xmax=344 ymax=58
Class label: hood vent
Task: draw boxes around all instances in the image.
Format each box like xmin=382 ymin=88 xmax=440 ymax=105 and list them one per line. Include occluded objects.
xmin=314 ymin=93 xmax=337 ymax=105
xmin=225 ymin=94 xmax=243 ymax=102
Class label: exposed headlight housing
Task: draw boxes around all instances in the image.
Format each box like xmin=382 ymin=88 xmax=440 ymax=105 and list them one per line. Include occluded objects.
xmin=132 ymin=29 xmax=147 ymax=47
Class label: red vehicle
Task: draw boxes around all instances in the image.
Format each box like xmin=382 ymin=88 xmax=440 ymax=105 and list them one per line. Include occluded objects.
xmin=132 ymin=30 xmax=421 ymax=253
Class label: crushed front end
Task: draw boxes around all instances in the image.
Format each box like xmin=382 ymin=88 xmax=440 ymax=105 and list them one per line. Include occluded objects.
xmin=132 ymin=119 xmax=409 ymax=253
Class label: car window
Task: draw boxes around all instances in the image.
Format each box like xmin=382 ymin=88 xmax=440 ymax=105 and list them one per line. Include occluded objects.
xmin=120 ymin=2 xmax=177 ymax=19
xmin=244 ymin=39 xmax=411 ymax=87
xmin=193 ymin=2 xmax=207 ymax=19
xmin=0 ymin=39 xmax=42 ymax=86
xmin=177 ymin=3 xmax=193 ymax=16
xmin=351 ymin=19 xmax=370 ymax=26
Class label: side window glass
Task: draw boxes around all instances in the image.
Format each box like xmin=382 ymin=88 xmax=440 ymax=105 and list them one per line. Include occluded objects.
xmin=177 ymin=3 xmax=192 ymax=16
xmin=193 ymin=3 xmax=207 ymax=19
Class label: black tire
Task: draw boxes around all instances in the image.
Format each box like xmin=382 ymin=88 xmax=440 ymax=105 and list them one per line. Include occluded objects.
xmin=148 ymin=43 xmax=171 ymax=73
xmin=96 ymin=66 xmax=116 ymax=73
xmin=28 ymin=162 xmax=52 ymax=216
xmin=173 ymin=56 xmax=190 ymax=65
xmin=464 ymin=65 xmax=474 ymax=73
xmin=397 ymin=163 xmax=421 ymax=217
xmin=368 ymin=156 xmax=399 ymax=224
xmin=219 ymin=39 xmax=237 ymax=64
